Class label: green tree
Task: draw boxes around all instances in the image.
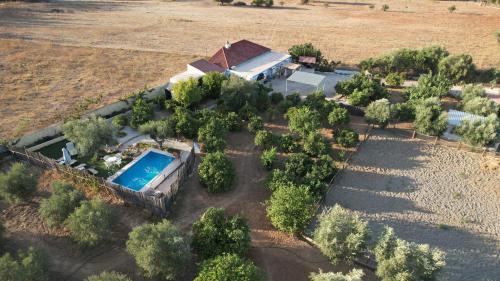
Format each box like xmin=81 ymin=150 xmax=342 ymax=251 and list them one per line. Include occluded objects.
xmin=66 ymin=199 xmax=115 ymax=247
xmin=173 ymin=107 xmax=199 ymax=139
xmin=309 ymin=269 xmax=364 ymax=281
xmin=303 ymin=132 xmax=330 ymax=157
xmin=198 ymin=152 xmax=235 ymax=193
xmin=328 ymin=107 xmax=350 ymax=127
xmin=266 ymin=185 xmax=315 ymax=235
xmin=413 ymin=98 xmax=448 ymax=136
xmin=85 ymin=271 xmax=132 ymax=281
xmin=139 ymin=119 xmax=176 ymax=148
xmin=405 ymin=73 xmax=452 ymax=101
xmin=130 ymin=98 xmax=154 ymax=128
xmin=62 ymin=115 xmax=116 ymax=157
xmin=172 ymin=77 xmax=202 ymax=107
xmin=260 ymin=147 xmax=277 ymax=170
xmin=126 ymin=220 xmax=190 ymax=281
xmin=286 ymin=106 xmax=321 ymax=137
xmin=248 ymin=115 xmax=264 ymax=133
xmin=112 ymin=115 xmax=128 ymax=129
xmin=39 ymin=182 xmax=86 ymax=228
xmin=335 ymin=74 xmax=387 ymax=106
xmin=202 ymin=72 xmax=226 ymax=99
xmin=460 ymin=84 xmax=486 ymax=104
xmin=365 ymin=99 xmax=392 ymax=128
xmin=347 ymin=90 xmax=370 ymax=106
xmin=288 ymin=43 xmax=323 ymax=62
xmin=254 ymin=130 xmax=278 ymax=149
xmin=285 ymin=153 xmax=313 ymax=178
xmin=221 ymin=76 xmax=260 ymax=111
xmin=374 ymin=227 xmax=445 ymax=281
xmin=334 ymin=129 xmax=359 ymax=148
xmin=198 ymin=117 xmax=227 ymax=152
xmin=385 ymin=72 xmax=406 ymax=87
xmin=390 ymin=102 xmax=415 ymax=122
xmin=314 ymin=205 xmax=370 ymax=264
xmin=0 ymin=248 xmax=50 ymax=281
xmin=265 ymin=169 xmax=295 ymax=192
xmin=462 ymin=97 xmax=499 ymax=116
xmin=222 ymin=112 xmax=243 ymax=131
xmin=438 ymin=54 xmax=475 ymax=83
xmin=304 ymin=90 xmax=336 ymax=118
xmin=270 ymin=92 xmax=284 ymax=104
xmin=192 ymin=208 xmax=250 ymax=259
xmin=0 ymin=163 xmax=38 ymax=204
xmin=278 ymin=133 xmax=301 ymax=153
xmin=455 ymin=114 xmax=498 ymax=147
xmin=194 ymin=253 xmax=265 ymax=281
xmin=448 ymin=5 xmax=456 ymax=13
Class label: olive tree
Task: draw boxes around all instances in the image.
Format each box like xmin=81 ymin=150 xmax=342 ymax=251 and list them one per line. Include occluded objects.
xmin=85 ymin=271 xmax=132 ymax=281
xmin=314 ymin=205 xmax=370 ymax=264
xmin=384 ymin=72 xmax=406 ymax=87
xmin=460 ymin=84 xmax=486 ymax=104
xmin=0 ymin=163 xmax=38 ymax=204
xmin=198 ymin=152 xmax=235 ymax=193
xmin=221 ymin=76 xmax=260 ymax=111
xmin=0 ymin=247 xmax=50 ymax=281
xmin=62 ymin=115 xmax=116 ymax=157
xmin=194 ymin=253 xmax=265 ymax=281
xmin=66 ymin=199 xmax=115 ymax=247
xmin=438 ymin=54 xmax=475 ymax=83
xmin=202 ymin=72 xmax=226 ymax=99
xmin=172 ymin=77 xmax=202 ymax=107
xmin=39 ymin=182 xmax=86 ymax=228
xmin=192 ymin=208 xmax=250 ymax=259
xmin=365 ymin=99 xmax=392 ymax=128
xmin=126 ymin=220 xmax=190 ymax=281
xmin=374 ymin=227 xmax=445 ymax=281
xmin=139 ymin=118 xmax=176 ymax=148
xmin=266 ymin=184 xmax=315 ymax=235
xmin=413 ymin=98 xmax=448 ymax=136
xmin=309 ymin=269 xmax=364 ymax=281
xmin=462 ymin=97 xmax=499 ymax=116
xmin=328 ymin=107 xmax=350 ymax=127
xmin=286 ymin=106 xmax=321 ymax=137
xmin=455 ymin=114 xmax=498 ymax=147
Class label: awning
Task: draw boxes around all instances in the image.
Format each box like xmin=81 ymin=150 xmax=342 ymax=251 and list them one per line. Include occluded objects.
xmin=299 ymin=56 xmax=317 ymax=64
xmin=283 ymin=63 xmax=301 ymax=71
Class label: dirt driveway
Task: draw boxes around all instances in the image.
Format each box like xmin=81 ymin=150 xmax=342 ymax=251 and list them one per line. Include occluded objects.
xmin=168 ymin=125 xmax=378 ymax=281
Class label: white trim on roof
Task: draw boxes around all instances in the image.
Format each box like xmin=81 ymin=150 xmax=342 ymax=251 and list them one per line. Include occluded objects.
xmin=229 ymin=51 xmax=291 ymax=80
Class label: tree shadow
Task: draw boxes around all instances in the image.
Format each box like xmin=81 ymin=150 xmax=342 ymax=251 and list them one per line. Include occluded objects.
xmin=335 ymin=168 xmax=418 ymax=193
xmin=313 ymin=1 xmax=374 ymax=6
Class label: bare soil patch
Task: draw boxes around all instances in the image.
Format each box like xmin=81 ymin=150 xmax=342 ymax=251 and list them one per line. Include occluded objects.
xmin=324 ymin=129 xmax=500 ymax=281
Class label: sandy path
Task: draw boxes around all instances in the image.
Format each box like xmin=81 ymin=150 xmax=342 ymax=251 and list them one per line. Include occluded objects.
xmin=324 ymin=129 xmax=500 ymax=281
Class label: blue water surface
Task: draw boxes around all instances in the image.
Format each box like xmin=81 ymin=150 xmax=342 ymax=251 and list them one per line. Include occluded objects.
xmin=112 ymin=151 xmax=174 ymax=191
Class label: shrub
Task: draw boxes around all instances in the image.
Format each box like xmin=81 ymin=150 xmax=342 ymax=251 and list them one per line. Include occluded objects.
xmin=448 ymin=5 xmax=456 ymax=13
xmin=390 ymin=102 xmax=415 ymax=121
xmin=62 ymin=115 xmax=116 ymax=157
xmin=288 ymin=43 xmax=322 ymax=63
xmin=248 ymin=115 xmax=264 ymax=133
xmin=266 ymin=185 xmax=315 ymax=235
xmin=303 ymin=132 xmax=330 ymax=157
xmin=277 ymin=99 xmax=294 ymax=113
xmin=286 ymin=93 xmax=302 ymax=107
xmin=192 ymin=208 xmax=250 ymax=259
xmin=194 ymin=253 xmax=265 ymax=281
xmin=374 ymin=227 xmax=445 ymax=281
xmin=253 ymin=89 xmax=271 ymax=112
xmin=139 ymin=119 xmax=177 ymax=148
xmin=172 ymin=77 xmax=202 ymax=107
xmin=0 ymin=163 xmax=38 ymax=204
xmin=278 ymin=133 xmax=301 ymax=152
xmin=130 ymin=98 xmax=154 ymax=128
xmin=384 ymin=72 xmax=405 ymax=87
xmin=39 ymin=182 xmax=86 ymax=228
xmin=314 ymin=205 xmax=370 ymax=264
xmin=270 ymin=92 xmax=284 ymax=104
xmin=413 ymin=98 xmax=448 ymax=136
xmin=309 ymin=269 xmax=364 ymax=281
xmin=381 ymin=4 xmax=389 ymax=11
xmin=198 ymin=152 xmax=235 ymax=193
xmin=222 ymin=112 xmax=243 ymax=131
xmin=265 ymin=169 xmax=295 ymax=192
xmin=303 ymin=90 xmax=335 ymax=118
xmin=438 ymin=54 xmax=475 ymax=83
xmin=285 ymin=153 xmax=313 ymax=178
xmin=308 ymin=154 xmax=336 ymax=182
xmin=260 ymin=147 xmax=277 ymax=170
xmin=328 ymin=107 xmax=350 ymax=126
xmin=198 ymin=117 xmax=227 ymax=152
xmin=365 ymin=99 xmax=392 ymax=128
xmin=460 ymin=83 xmax=486 ymax=104
xmin=85 ymin=271 xmax=132 ymax=281
xmin=202 ymin=72 xmax=226 ymax=99
xmin=405 ymin=73 xmax=452 ymax=101
xmin=334 ymin=129 xmax=359 ymax=148
xmin=112 ymin=115 xmax=128 ymax=128
xmin=347 ymin=90 xmax=370 ymax=106
xmin=126 ymin=220 xmax=190 ymax=280
xmin=0 ymin=247 xmax=50 ymax=281
xmin=254 ymin=130 xmax=277 ymax=148
xmin=66 ymin=199 xmax=115 ymax=247
xmin=239 ymin=102 xmax=258 ymax=121
xmin=221 ymin=76 xmax=260 ymax=111
xmin=286 ymin=106 xmax=321 ymax=137
xmin=455 ymin=114 xmax=498 ymax=147
xmin=462 ymin=97 xmax=499 ymax=116
xmin=173 ymin=107 xmax=199 ymax=139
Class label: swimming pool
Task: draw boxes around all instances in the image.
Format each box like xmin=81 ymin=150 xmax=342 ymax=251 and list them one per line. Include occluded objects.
xmin=110 ymin=149 xmax=176 ymax=192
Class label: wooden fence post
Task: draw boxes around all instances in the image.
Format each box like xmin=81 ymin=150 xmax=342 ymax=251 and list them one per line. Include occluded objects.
xmin=434 ymin=136 xmax=439 ymax=145
xmin=412 ymin=130 xmax=416 ymax=139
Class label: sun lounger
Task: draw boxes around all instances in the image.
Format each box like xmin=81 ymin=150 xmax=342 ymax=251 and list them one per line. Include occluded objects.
xmin=66 ymin=142 xmax=78 ymax=156
xmin=87 ymin=168 xmax=98 ymax=175
xmin=75 ymin=163 xmax=87 ymax=171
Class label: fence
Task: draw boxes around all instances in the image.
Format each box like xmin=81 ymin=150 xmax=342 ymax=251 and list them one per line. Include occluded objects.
xmin=6 ymin=145 xmax=195 ymax=217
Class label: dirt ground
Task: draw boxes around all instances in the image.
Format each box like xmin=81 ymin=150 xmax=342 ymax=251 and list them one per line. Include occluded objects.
xmin=1 ymin=0 xmax=500 ymax=138
xmin=168 ymin=120 xmax=378 ymax=281
xmin=323 ymin=129 xmax=500 ymax=281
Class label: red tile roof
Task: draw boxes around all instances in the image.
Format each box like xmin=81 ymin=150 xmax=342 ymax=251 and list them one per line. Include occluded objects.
xmin=299 ymin=56 xmax=317 ymax=64
xmin=189 ymin=59 xmax=225 ymax=73
xmin=209 ymin=40 xmax=271 ymax=70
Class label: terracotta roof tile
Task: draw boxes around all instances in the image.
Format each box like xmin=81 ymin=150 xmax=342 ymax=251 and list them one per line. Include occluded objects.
xmin=209 ymin=40 xmax=271 ymax=69
xmin=189 ymin=59 xmax=225 ymax=73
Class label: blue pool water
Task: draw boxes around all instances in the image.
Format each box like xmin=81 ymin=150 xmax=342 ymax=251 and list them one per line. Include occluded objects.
xmin=112 ymin=151 xmax=175 ymax=191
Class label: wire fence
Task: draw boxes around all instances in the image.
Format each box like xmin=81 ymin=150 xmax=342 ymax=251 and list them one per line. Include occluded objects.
xmin=7 ymin=145 xmax=195 ymax=217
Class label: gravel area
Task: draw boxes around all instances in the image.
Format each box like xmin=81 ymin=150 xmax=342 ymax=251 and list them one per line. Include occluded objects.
xmin=323 ymin=129 xmax=500 ymax=281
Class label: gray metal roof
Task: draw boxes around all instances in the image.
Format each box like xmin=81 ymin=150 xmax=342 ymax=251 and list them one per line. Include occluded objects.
xmin=287 ymin=71 xmax=325 ymax=87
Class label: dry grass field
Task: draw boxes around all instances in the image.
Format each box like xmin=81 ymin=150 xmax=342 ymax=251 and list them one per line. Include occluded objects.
xmin=1 ymin=0 xmax=499 ymax=138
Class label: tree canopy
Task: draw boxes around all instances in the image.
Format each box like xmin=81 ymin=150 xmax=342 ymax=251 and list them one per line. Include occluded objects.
xmin=405 ymin=73 xmax=452 ymax=101
xmin=202 ymin=72 xmax=226 ymax=99
xmin=309 ymin=269 xmax=364 ymax=281
xmin=455 ymin=114 xmax=498 ymax=147
xmin=221 ymin=76 xmax=260 ymax=111
xmin=198 ymin=152 xmax=235 ymax=193
xmin=39 ymin=181 xmax=86 ymax=228
xmin=328 ymin=107 xmax=350 ymax=127
xmin=85 ymin=271 xmax=132 ymax=281
xmin=198 ymin=117 xmax=227 ymax=152
xmin=130 ymin=98 xmax=154 ymax=128
xmin=438 ymin=54 xmax=475 ymax=83
xmin=413 ymin=98 xmax=448 ymax=136
xmin=0 ymin=247 xmax=50 ymax=281
xmin=286 ymin=106 xmax=321 ymax=137
xmin=194 ymin=253 xmax=265 ymax=281
xmin=0 ymin=162 xmax=38 ymax=204
xmin=365 ymin=99 xmax=392 ymax=128
xmin=139 ymin=119 xmax=177 ymax=148
xmin=62 ymin=115 xmax=116 ymax=157
xmin=172 ymin=77 xmax=202 ymax=107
